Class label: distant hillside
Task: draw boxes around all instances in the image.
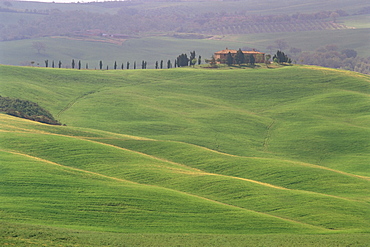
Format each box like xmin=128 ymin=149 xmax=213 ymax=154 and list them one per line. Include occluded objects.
xmin=0 ymin=65 xmax=369 ymax=246
xmin=0 ymin=0 xmax=361 ymax=41
xmin=1 ymin=0 xmax=368 ymax=41
xmin=1 ymin=0 xmax=369 ymax=75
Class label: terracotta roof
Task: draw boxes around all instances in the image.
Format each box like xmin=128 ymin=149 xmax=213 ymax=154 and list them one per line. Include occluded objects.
xmin=215 ymin=48 xmax=264 ymax=54
xmin=243 ymin=51 xmax=265 ymax=54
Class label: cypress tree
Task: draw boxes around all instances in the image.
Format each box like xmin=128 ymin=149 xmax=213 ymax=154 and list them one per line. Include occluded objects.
xmin=52 ymin=61 xmax=55 ymax=68
xmin=72 ymin=59 xmax=75 ymax=69
xmin=226 ymin=52 xmax=233 ymax=66
xmin=249 ymin=54 xmax=255 ymax=65
xmin=78 ymin=60 xmax=81 ymax=70
xmin=273 ymin=50 xmax=289 ymax=64
xmin=114 ymin=61 xmax=117 ymax=70
xmin=86 ymin=63 xmax=89 ymax=69
xmin=121 ymin=63 xmax=124 ymax=70
xmin=160 ymin=60 xmax=163 ymax=69
xmin=189 ymin=51 xmax=196 ymax=66
xmin=45 ymin=60 xmax=48 ymax=67
xmin=58 ymin=61 xmax=62 ymax=68
xmin=127 ymin=61 xmax=130 ymax=69
xmin=167 ymin=60 xmax=171 ymax=69
xmin=234 ymin=49 xmax=245 ymax=65
xmin=176 ymin=53 xmax=189 ymax=67
xmin=99 ymin=60 xmax=103 ymax=70
xmin=208 ymin=55 xmax=217 ymax=67
xmin=134 ymin=61 xmax=136 ymax=69
xmin=198 ymin=55 xmax=202 ymax=65
xmin=155 ymin=61 xmax=158 ymax=69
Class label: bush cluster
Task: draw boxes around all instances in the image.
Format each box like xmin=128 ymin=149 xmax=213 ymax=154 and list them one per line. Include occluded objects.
xmin=297 ymin=45 xmax=370 ymax=74
xmin=0 ymin=96 xmax=61 ymax=125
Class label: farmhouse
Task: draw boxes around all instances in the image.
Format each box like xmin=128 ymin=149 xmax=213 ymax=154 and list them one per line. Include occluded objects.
xmin=214 ymin=48 xmax=265 ymax=64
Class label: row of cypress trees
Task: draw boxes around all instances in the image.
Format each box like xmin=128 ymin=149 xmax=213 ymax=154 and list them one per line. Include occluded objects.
xmin=176 ymin=51 xmax=202 ymax=67
xmin=43 ymin=51 xmax=202 ymax=69
xmin=43 ymin=59 xmax=178 ymax=70
xmin=43 ymin=57 xmax=201 ymax=70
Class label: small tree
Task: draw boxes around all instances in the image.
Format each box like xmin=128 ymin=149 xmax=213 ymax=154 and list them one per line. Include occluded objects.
xmin=249 ymin=54 xmax=255 ymax=66
xmin=191 ymin=58 xmax=197 ymax=67
xmin=189 ymin=51 xmax=196 ymax=66
xmin=71 ymin=59 xmax=75 ymax=69
xmin=127 ymin=61 xmax=130 ymax=70
xmin=265 ymin=54 xmax=271 ymax=67
xmin=198 ymin=55 xmax=202 ymax=65
xmin=121 ymin=63 xmax=124 ymax=70
xmin=155 ymin=61 xmax=159 ymax=69
xmin=58 ymin=61 xmax=62 ymax=68
xmin=208 ymin=55 xmax=217 ymax=67
xmin=226 ymin=52 xmax=233 ymax=66
xmin=234 ymin=49 xmax=245 ymax=65
xmin=114 ymin=61 xmax=117 ymax=70
xmin=134 ymin=61 xmax=136 ymax=69
xmin=78 ymin=60 xmax=81 ymax=70
xmin=160 ymin=60 xmax=163 ymax=69
xmin=167 ymin=60 xmax=172 ymax=69
xmin=52 ymin=61 xmax=55 ymax=68
xmin=86 ymin=63 xmax=89 ymax=69
xmin=342 ymin=49 xmax=357 ymax=58
xmin=99 ymin=60 xmax=103 ymax=70
xmin=176 ymin=53 xmax=189 ymax=67
xmin=274 ymin=40 xmax=289 ymax=51
xmin=273 ymin=50 xmax=290 ymax=64
xmin=32 ymin=42 xmax=46 ymax=54
xmin=45 ymin=60 xmax=48 ymax=68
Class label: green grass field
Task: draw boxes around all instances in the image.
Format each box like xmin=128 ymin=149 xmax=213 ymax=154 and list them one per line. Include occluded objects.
xmin=1 ymin=64 xmax=370 ymax=246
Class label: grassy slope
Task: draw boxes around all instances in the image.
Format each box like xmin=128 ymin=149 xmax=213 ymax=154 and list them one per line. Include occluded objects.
xmin=2 ymin=222 xmax=369 ymax=247
xmin=1 ymin=65 xmax=370 ymax=245
xmin=1 ymin=65 xmax=369 ymax=173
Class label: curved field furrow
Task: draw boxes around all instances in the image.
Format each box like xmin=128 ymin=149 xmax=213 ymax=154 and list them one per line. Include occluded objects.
xmin=2 ymin=128 xmax=370 ymax=232
xmin=1 ymin=65 xmax=370 ymax=237
xmin=5 ymin=123 xmax=368 ymax=197
xmin=1 ymin=149 xmax=327 ymax=231
xmin=90 ymin=138 xmax=369 ymax=203
xmin=3 ymin=115 xmax=368 ymax=199
xmin=137 ymin=139 xmax=370 ymax=182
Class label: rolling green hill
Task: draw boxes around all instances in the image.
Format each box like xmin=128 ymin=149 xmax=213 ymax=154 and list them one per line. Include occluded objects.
xmin=0 ymin=64 xmax=369 ymax=246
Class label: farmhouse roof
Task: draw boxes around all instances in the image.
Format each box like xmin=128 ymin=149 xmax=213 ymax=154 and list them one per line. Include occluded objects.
xmin=215 ymin=48 xmax=265 ymax=55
